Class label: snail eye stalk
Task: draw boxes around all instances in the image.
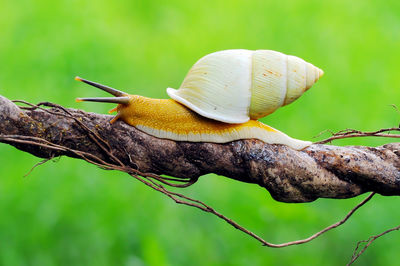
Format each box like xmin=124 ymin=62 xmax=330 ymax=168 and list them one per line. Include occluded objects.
xmin=75 ymin=76 xmax=128 ymax=97
xmin=76 ymin=97 xmax=130 ymax=105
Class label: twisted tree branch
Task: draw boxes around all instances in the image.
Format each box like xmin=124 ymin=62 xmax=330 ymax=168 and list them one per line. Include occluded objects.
xmin=1 ymin=95 xmax=399 ymax=203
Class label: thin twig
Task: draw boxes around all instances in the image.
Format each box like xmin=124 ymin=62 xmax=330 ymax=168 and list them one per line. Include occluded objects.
xmin=347 ymin=224 xmax=400 ymax=265
xmin=261 ymin=192 xmax=376 ymax=247
xmin=315 ymin=127 xmax=400 ymax=144
xmin=24 ymin=157 xmax=53 ymax=177
xmin=390 ymin=104 xmax=400 ymax=116
xmin=143 ymin=172 xmax=198 ymax=188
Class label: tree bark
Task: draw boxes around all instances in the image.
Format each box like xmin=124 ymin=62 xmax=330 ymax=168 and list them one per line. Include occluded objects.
xmin=0 ymin=95 xmax=399 ymax=203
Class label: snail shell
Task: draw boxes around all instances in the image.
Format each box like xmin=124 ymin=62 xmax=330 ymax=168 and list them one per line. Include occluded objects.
xmin=167 ymin=49 xmax=323 ymax=123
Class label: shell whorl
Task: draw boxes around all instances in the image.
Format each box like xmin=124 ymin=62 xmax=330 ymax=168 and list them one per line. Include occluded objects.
xmin=167 ymin=49 xmax=323 ymax=124
xmin=250 ymin=50 xmax=323 ymax=119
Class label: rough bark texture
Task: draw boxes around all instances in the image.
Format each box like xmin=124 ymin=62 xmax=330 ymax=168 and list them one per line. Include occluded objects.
xmin=0 ymin=95 xmax=399 ymax=203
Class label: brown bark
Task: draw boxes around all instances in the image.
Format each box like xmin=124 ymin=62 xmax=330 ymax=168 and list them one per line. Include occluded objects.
xmin=0 ymin=95 xmax=399 ymax=203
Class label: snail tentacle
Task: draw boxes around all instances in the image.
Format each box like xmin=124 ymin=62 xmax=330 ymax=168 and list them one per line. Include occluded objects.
xmin=75 ymin=76 xmax=128 ymax=97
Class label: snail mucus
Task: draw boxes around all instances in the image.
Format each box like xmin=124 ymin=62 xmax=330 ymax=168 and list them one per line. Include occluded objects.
xmin=76 ymin=49 xmax=323 ymax=150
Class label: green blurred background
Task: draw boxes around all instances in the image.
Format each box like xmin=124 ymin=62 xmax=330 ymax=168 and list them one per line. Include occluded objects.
xmin=0 ymin=0 xmax=399 ymax=265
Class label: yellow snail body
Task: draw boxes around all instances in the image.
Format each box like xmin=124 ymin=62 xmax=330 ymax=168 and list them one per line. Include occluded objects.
xmin=76 ymin=49 xmax=324 ymax=150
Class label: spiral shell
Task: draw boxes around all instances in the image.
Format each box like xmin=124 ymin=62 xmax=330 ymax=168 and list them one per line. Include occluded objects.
xmin=167 ymin=49 xmax=323 ymax=123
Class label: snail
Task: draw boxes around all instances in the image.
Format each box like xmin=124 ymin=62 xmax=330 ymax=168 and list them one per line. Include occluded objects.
xmin=76 ymin=49 xmax=323 ymax=150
